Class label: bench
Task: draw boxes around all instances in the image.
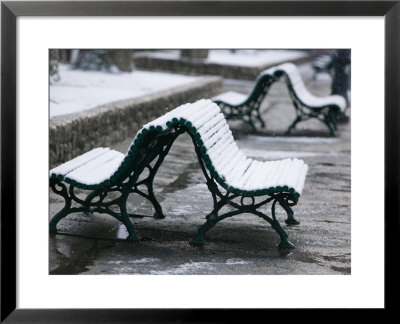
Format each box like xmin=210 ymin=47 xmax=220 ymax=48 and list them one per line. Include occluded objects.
xmin=213 ymin=62 xmax=346 ymax=136
xmin=49 ymin=99 xmax=308 ymax=249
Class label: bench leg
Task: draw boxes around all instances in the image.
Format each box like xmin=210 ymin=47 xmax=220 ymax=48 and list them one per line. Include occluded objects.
xmin=245 ymin=114 xmax=259 ymax=133
xmin=286 ymin=115 xmax=302 ymax=135
xmin=147 ymin=183 xmax=165 ymax=219
xmin=253 ymin=208 xmax=294 ymax=249
xmin=323 ymin=112 xmax=338 ymax=136
xmin=190 ymin=131 xmax=296 ymax=249
xmin=119 ymin=200 xmax=140 ymax=242
xmin=187 ymin=187 xmax=296 ymax=248
xmin=278 ymin=199 xmax=300 ymax=225
xmin=189 ymin=210 xmax=242 ymax=246
xmin=50 ymin=206 xmax=72 ymax=234
xmin=189 ymin=218 xmax=214 ymax=246
xmin=272 ymin=221 xmax=295 ymax=249
xmin=256 ymin=109 xmax=266 ymax=128
xmin=271 ymin=199 xmax=295 ymax=248
xmin=50 ymin=180 xmax=142 ymax=241
xmin=288 ymin=101 xmax=340 ymax=136
xmin=49 ymin=181 xmax=75 ymax=233
xmin=190 ymin=204 xmax=295 ymax=249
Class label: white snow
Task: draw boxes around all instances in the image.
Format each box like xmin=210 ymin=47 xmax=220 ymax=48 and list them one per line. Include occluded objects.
xmin=149 ymin=261 xmax=217 ymax=275
xmin=50 ymin=148 xmax=124 ymax=185
xmin=50 ymin=64 xmax=200 ymax=118
xmin=241 ymin=148 xmax=347 ymax=160
xmin=127 ymin=258 xmax=160 ymax=264
xmin=245 ymin=135 xmax=338 ymax=144
xmin=65 ymin=150 xmax=124 ymax=185
xmin=140 ymin=49 xmax=308 ymax=67
xmin=50 ymin=147 xmax=111 ymax=176
xmin=213 ymin=91 xmax=247 ymax=105
xmin=225 ymin=259 xmax=249 ymax=265
xmin=207 ymin=50 xmax=307 ymax=67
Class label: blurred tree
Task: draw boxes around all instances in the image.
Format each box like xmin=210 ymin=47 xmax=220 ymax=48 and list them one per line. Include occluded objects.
xmin=49 ymin=49 xmax=60 ymax=83
xmin=331 ymin=49 xmax=350 ymax=103
xmin=331 ymin=49 xmax=351 ymax=122
xmin=72 ymin=50 xmax=134 ymax=72
xmin=57 ymin=49 xmax=72 ymax=63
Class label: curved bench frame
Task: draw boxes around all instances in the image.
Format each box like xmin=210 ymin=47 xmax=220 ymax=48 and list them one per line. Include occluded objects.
xmin=275 ymin=70 xmax=341 ymax=136
xmin=213 ymin=74 xmax=276 ymax=133
xmin=50 ymin=119 xmax=301 ymax=248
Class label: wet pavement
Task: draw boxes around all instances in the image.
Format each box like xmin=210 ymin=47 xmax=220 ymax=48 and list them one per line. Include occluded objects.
xmin=49 ymin=63 xmax=351 ymax=275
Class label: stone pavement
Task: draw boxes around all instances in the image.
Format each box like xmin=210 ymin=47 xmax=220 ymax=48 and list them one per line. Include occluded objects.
xmin=49 ymin=63 xmax=351 ymax=275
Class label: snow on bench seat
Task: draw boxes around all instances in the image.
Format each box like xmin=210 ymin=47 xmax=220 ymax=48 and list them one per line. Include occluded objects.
xmin=50 ymin=99 xmax=308 ymax=197
xmin=213 ymin=91 xmax=248 ymax=106
xmin=50 ymin=148 xmax=125 ymax=186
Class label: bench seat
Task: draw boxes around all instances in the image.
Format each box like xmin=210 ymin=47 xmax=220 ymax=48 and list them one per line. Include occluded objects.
xmin=50 ymin=148 xmax=125 ymax=186
xmin=213 ymin=91 xmax=248 ymax=106
xmin=50 ymin=99 xmax=308 ymax=248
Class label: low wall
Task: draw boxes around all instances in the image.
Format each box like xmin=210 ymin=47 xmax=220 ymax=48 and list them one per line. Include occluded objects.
xmin=133 ymin=54 xmax=310 ymax=80
xmin=50 ymin=76 xmax=222 ymax=168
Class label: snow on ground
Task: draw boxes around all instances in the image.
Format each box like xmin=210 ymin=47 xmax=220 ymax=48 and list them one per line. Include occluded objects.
xmin=139 ymin=49 xmax=308 ymax=67
xmin=50 ymin=50 xmax=312 ymax=118
xmin=207 ymin=49 xmax=308 ymax=67
xmin=50 ymin=64 xmax=200 ymax=118
xmin=246 ymin=135 xmax=339 ymax=144
xmin=241 ymin=148 xmax=347 ymax=160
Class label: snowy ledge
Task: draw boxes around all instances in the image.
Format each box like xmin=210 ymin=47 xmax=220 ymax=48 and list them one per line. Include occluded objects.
xmin=133 ymin=50 xmax=310 ymax=80
xmin=50 ymin=75 xmax=222 ymax=168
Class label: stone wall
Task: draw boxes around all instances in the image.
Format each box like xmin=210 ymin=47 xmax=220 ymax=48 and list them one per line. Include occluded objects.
xmin=50 ymin=76 xmax=222 ymax=168
xmin=134 ymin=53 xmax=310 ymax=80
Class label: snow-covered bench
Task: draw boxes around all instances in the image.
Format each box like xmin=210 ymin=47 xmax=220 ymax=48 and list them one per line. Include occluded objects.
xmin=213 ymin=62 xmax=346 ymax=136
xmin=213 ymin=71 xmax=276 ymax=133
xmin=50 ymin=99 xmax=308 ymax=248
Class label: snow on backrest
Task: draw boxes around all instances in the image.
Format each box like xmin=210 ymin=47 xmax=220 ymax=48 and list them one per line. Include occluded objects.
xmin=122 ymin=99 xmax=308 ymax=195
xmin=137 ymin=100 xmax=242 ymax=172
xmin=264 ymin=62 xmax=346 ymax=110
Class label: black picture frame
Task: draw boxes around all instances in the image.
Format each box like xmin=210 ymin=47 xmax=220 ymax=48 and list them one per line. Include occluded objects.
xmin=1 ymin=1 xmax=398 ymax=322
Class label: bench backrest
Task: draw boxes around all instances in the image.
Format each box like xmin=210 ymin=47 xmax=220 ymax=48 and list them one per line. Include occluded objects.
xmin=244 ymin=73 xmax=276 ymax=107
xmin=118 ymin=100 xmax=243 ymax=189
xmin=265 ymin=62 xmax=346 ymax=111
xmin=118 ymin=99 xmax=306 ymax=197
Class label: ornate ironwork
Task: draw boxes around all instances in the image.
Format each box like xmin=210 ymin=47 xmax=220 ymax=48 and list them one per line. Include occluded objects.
xmin=50 ymin=124 xmax=300 ymax=248
xmin=187 ymin=129 xmax=298 ymax=248
xmin=50 ymin=127 xmax=184 ymax=241
xmin=278 ymin=72 xmax=341 ymax=136
xmin=214 ymin=75 xmax=275 ymax=133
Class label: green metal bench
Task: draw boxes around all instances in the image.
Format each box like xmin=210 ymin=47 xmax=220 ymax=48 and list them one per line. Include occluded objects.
xmin=50 ymin=99 xmax=308 ymax=248
xmin=212 ymin=72 xmax=276 ymax=133
xmin=213 ymin=62 xmax=346 ymax=135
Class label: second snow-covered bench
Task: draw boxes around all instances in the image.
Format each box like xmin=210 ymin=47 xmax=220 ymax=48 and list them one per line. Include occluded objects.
xmin=50 ymin=99 xmax=308 ymax=248
xmin=213 ymin=62 xmax=346 ymax=135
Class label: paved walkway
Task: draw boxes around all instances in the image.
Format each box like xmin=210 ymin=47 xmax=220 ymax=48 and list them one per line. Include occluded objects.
xmin=49 ymin=63 xmax=351 ymax=275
